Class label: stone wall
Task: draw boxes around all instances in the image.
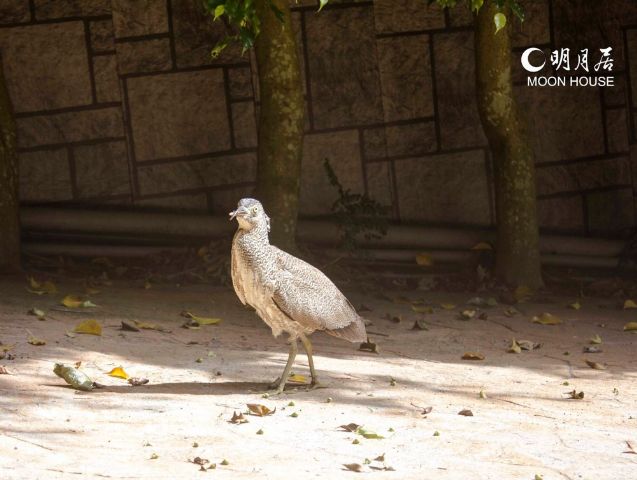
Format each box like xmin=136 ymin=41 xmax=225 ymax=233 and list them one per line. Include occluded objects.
xmin=2 ymin=0 xmax=637 ymax=237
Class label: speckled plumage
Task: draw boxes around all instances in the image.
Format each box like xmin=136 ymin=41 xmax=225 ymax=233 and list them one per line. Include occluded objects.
xmin=229 ymin=198 xmax=366 ymax=391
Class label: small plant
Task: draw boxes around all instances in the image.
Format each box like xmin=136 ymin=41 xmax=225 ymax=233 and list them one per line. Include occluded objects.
xmin=323 ymin=159 xmax=388 ymax=250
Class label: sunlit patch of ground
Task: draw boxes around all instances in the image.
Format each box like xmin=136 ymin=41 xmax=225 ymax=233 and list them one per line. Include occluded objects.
xmin=1 ymin=274 xmax=636 ymax=479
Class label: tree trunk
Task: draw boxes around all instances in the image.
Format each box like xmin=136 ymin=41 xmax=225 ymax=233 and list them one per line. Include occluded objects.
xmin=254 ymin=0 xmax=305 ymax=252
xmin=0 ymin=60 xmax=20 ymax=271
xmin=475 ymin=4 xmax=543 ymax=289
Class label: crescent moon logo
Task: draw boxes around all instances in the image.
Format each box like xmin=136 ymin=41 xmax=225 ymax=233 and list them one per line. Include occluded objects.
xmin=521 ymin=47 xmax=546 ymax=73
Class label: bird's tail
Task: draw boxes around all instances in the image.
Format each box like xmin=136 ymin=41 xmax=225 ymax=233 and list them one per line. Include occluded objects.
xmin=326 ymin=316 xmax=367 ymax=343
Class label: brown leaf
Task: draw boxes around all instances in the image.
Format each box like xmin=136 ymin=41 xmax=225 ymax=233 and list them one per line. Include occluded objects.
xmin=532 ymin=312 xmax=562 ymax=325
xmin=229 ymin=411 xmax=249 ymax=424
xmin=507 ymin=339 xmax=522 ymax=354
xmin=343 ymin=463 xmax=362 ymax=473
xmin=339 ymin=423 xmax=361 ymax=432
xmin=128 ymin=377 xmax=149 ymax=386
xmin=411 ymin=319 xmax=429 ymax=331
xmin=458 ymin=409 xmax=474 ymax=416
xmin=585 ymin=359 xmax=606 ymax=370
xmin=246 ymin=404 xmax=275 ymax=417
xmin=192 ymin=456 xmax=209 ymax=466
xmin=359 ymin=340 xmax=379 ymax=354
xmin=565 ymin=390 xmax=584 ymax=399
xmin=461 ymin=352 xmax=485 ymax=361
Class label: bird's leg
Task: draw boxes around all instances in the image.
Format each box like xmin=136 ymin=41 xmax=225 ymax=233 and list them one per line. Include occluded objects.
xmin=269 ymin=338 xmax=298 ymax=394
xmin=299 ymin=334 xmax=319 ymax=387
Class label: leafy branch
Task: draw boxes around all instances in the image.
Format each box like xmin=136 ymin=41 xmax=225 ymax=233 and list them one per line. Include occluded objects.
xmin=324 ymin=159 xmax=388 ymax=250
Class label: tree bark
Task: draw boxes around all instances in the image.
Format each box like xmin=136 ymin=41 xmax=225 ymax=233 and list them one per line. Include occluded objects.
xmin=475 ymin=4 xmax=543 ymax=288
xmin=254 ymin=0 xmax=305 ymax=252
xmin=0 ymin=59 xmax=20 ymax=271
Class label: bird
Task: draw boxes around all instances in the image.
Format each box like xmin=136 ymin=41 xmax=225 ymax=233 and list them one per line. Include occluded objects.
xmin=229 ymin=198 xmax=367 ymax=393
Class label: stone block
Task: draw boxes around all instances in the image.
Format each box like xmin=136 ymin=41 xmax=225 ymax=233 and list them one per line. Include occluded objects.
xmin=137 ymin=152 xmax=257 ymax=195
xmin=537 ymin=195 xmax=585 ymax=231
xmin=33 ymin=0 xmax=110 ymax=19
xmin=586 ymin=188 xmax=635 ymax=234
xmin=73 ymin=141 xmax=130 ymax=198
xmin=603 ymin=74 xmax=626 ymax=107
xmin=90 ymin=19 xmax=115 ymax=53
xmin=231 ymin=102 xmax=257 ymax=149
xmin=171 ymin=0 xmax=243 ymax=68
xmin=116 ymin=38 xmax=172 ymax=75
xmin=0 ymin=22 xmax=92 ymax=113
xmin=535 ymin=156 xmax=631 ymax=197
xmin=434 ymin=31 xmax=487 ymax=149
xmin=300 ymin=130 xmax=364 ymax=215
xmin=606 ymin=108 xmax=629 ymax=154
xmin=111 ymin=0 xmax=168 ymax=37
xmin=137 ymin=193 xmax=209 ymax=212
xmin=0 ymin=0 xmax=30 ymax=24
xmin=373 ymin=0 xmax=445 ymax=34
xmin=365 ymin=161 xmax=393 ymax=207
xmin=209 ymin=185 xmax=256 ymax=215
xmin=16 ymin=107 xmax=124 ymax=148
xmin=516 ymin=86 xmax=604 ymax=163
xmin=127 ymin=70 xmax=231 ymax=161
xmin=305 ymin=6 xmax=383 ymax=129
xmin=363 ymin=122 xmax=437 ymax=160
xmin=377 ymin=34 xmax=434 ymax=122
xmin=228 ymin=67 xmax=254 ymax=100
xmin=19 ymin=148 xmax=72 ymax=202
xmin=93 ymin=55 xmax=120 ymax=103
xmin=394 ymin=150 xmax=491 ymax=225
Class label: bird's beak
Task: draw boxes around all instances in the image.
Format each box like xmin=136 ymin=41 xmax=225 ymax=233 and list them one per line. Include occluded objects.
xmin=229 ymin=206 xmax=249 ymax=221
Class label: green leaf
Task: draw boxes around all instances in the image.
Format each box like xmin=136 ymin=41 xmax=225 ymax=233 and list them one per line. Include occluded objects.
xmin=318 ymin=0 xmax=329 ymax=12
xmin=213 ymin=4 xmax=225 ymax=20
xmin=510 ymin=1 xmax=525 ymax=21
xmin=494 ymin=12 xmax=507 ymax=33
xmin=471 ymin=0 xmax=483 ymax=12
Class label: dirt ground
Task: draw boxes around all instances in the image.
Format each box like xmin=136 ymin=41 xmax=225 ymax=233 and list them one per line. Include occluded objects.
xmin=1 ymin=271 xmax=636 ymax=480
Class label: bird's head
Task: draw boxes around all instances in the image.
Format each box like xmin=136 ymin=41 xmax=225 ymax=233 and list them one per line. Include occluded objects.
xmin=229 ymin=198 xmax=270 ymax=233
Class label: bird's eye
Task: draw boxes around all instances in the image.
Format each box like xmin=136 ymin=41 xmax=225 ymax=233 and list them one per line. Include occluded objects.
xmin=251 ymin=206 xmax=258 ymax=214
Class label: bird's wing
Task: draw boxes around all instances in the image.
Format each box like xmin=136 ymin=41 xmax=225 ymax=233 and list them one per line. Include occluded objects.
xmin=271 ymin=247 xmax=361 ymax=333
xmin=230 ymin=247 xmax=247 ymax=305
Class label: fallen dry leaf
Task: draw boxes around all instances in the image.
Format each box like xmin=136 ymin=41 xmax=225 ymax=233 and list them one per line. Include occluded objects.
xmin=61 ymin=295 xmax=97 ymax=309
xmin=590 ymin=334 xmax=602 ymax=345
xmin=53 ymin=363 xmax=94 ymax=391
xmin=120 ymin=321 xmax=140 ymax=332
xmin=462 ymin=352 xmax=485 ymax=361
xmin=229 ymin=411 xmax=249 ymax=424
xmin=134 ymin=320 xmax=170 ymax=333
xmin=181 ymin=311 xmax=222 ymax=326
xmin=503 ymin=307 xmax=518 ymax=317
xmin=440 ymin=303 xmax=456 ymax=310
xmin=513 ymin=285 xmax=532 ymax=303
xmin=459 ymin=309 xmax=476 ymax=320
xmin=73 ymin=319 xmax=102 ymax=336
xmin=411 ymin=319 xmax=429 ymax=331
xmin=623 ymin=322 xmax=637 ymax=331
xmin=339 ymin=423 xmax=360 ymax=432
xmin=471 ymin=242 xmax=492 ymax=251
xmin=623 ymin=299 xmax=637 ymax=309
xmin=458 ymin=409 xmax=474 ymax=416
xmin=28 ymin=308 xmax=46 ymax=320
xmin=288 ymin=373 xmax=306 ymax=384
xmin=27 ymin=277 xmax=58 ymax=295
xmin=415 ymin=253 xmax=433 ymax=267
xmin=128 ymin=377 xmax=149 ymax=386
xmin=247 ymin=404 xmax=275 ymax=417
xmin=28 ymin=336 xmax=46 ymax=346
xmin=585 ymin=359 xmax=606 ymax=370
xmin=359 ymin=340 xmax=379 ymax=354
xmin=343 ymin=463 xmax=362 ymax=473
xmin=507 ymin=339 xmax=522 ymax=354
xmin=107 ymin=366 xmax=129 ymax=380
xmin=532 ymin=313 xmax=562 ymax=325
xmin=583 ymin=345 xmax=602 ymax=353
xmin=565 ymin=390 xmax=584 ymax=399
xmin=568 ymin=301 xmax=581 ymax=310
xmin=411 ymin=305 xmax=432 ymax=314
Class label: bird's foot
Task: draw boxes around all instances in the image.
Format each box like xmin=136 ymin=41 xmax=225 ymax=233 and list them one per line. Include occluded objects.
xmin=307 ymin=380 xmax=328 ymax=390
